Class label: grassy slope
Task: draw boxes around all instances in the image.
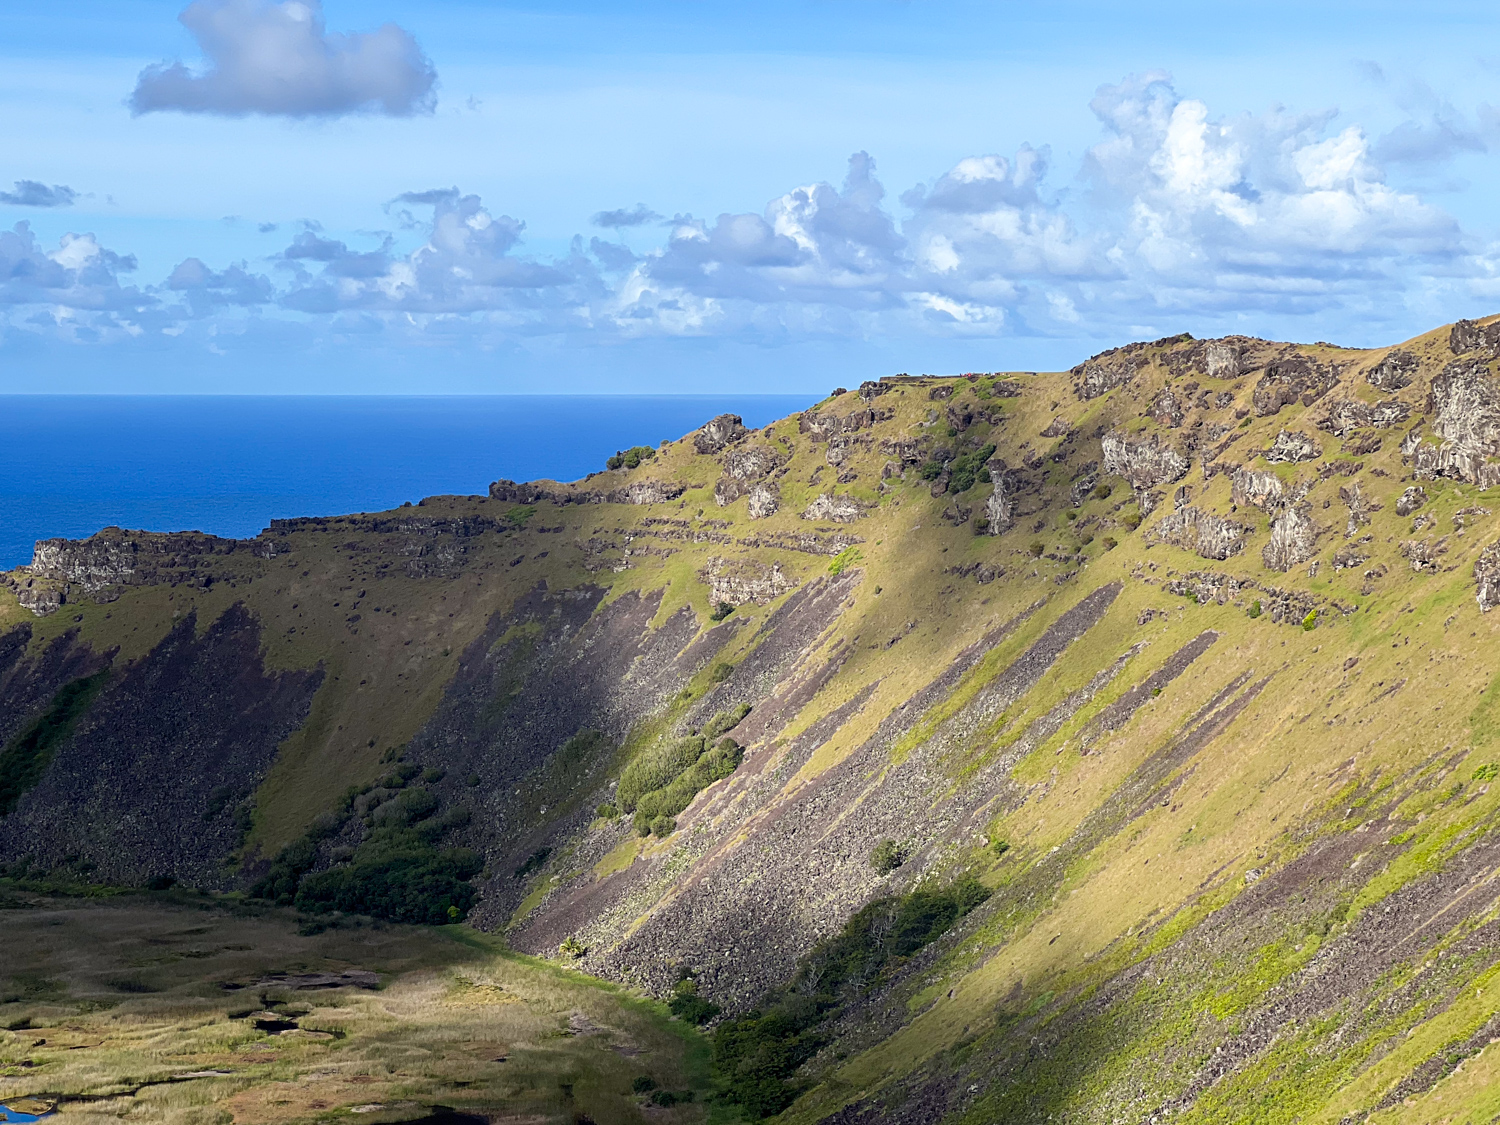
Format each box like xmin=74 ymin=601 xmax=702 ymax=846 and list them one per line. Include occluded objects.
xmin=5 ymin=318 xmax=1500 ymax=1122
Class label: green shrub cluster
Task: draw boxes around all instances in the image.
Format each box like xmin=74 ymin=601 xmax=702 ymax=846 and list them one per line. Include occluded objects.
xmin=0 ymin=672 xmax=110 ymax=818
xmin=828 ymin=547 xmax=863 ymax=576
xmin=668 ymin=977 xmax=722 ymax=1024
xmin=250 ymin=758 xmax=478 ymax=925
xmin=607 ymin=445 xmax=657 ymax=470
xmin=618 ymin=706 xmax=751 ymax=837
xmin=947 ymin=443 xmax=997 ymax=494
xmin=870 ymin=838 xmax=909 ymax=874
xmin=712 ymin=877 xmax=990 ymax=1117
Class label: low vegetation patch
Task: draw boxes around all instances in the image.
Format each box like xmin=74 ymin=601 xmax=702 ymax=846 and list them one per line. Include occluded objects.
xmin=712 ymin=876 xmax=990 ymax=1117
xmin=607 ymin=445 xmax=657 ymax=470
xmin=0 ymin=672 xmax=109 ymax=818
xmin=618 ymin=705 xmax=751 ymax=836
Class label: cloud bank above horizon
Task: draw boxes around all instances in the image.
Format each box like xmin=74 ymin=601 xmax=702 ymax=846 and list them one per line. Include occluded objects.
xmin=11 ymin=73 xmax=1500 ymax=364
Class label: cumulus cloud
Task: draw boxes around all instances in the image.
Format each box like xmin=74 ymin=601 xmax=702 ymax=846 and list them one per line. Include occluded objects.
xmin=278 ymin=188 xmax=583 ymax=317
xmin=592 ymin=204 xmax=662 ymax=229
xmin=9 ymin=72 xmax=1500 ymax=358
xmin=131 ymin=0 xmax=437 ymax=118
xmin=0 ymin=181 xmax=78 ymax=208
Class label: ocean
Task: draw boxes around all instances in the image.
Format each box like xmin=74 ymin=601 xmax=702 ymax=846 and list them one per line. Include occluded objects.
xmin=0 ymin=395 xmax=818 ymax=571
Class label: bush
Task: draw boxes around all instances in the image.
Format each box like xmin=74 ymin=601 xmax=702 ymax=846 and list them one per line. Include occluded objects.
xmin=1248 ymin=600 xmax=1263 ymax=618
xmin=559 ymin=935 xmax=586 ymax=958
xmin=1122 ymin=510 xmax=1143 ymax=530
xmin=632 ymin=1076 xmax=658 ymax=1094
xmin=1093 ymin=482 xmax=1114 ymax=500
xmin=596 ymin=802 xmax=619 ymax=819
xmin=991 ymin=839 xmax=1010 ymax=857
xmin=1302 ymin=610 xmax=1318 ymax=631
xmin=1028 ymin=541 xmax=1045 ymax=558
xmin=294 ymin=844 xmax=482 ymax=925
xmin=709 ymin=661 xmax=734 ymax=683
xmin=1101 ymin=536 xmax=1118 ymax=550
xmin=669 ymin=979 xmax=721 ymax=1024
xmin=619 ymin=736 xmax=707 ymax=811
xmin=918 ymin=460 xmax=944 ymax=481
xmin=704 ymin=703 xmax=752 ymax=741
xmin=946 ymin=443 xmax=996 ymax=494
xmin=607 ymin=445 xmax=657 ymax=471
xmin=650 ymin=815 xmax=677 ymax=837
xmin=710 ymin=601 xmax=735 ymax=622
xmin=870 ymin=838 xmax=908 ymax=875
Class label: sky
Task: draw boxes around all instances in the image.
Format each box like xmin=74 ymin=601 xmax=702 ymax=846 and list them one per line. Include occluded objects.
xmin=3 ymin=0 xmax=1500 ymax=393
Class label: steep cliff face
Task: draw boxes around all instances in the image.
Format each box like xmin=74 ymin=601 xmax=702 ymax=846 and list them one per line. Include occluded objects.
xmin=8 ymin=317 xmax=1500 ymax=1123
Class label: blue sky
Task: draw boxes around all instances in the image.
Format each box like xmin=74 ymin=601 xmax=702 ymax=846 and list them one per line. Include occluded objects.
xmin=3 ymin=0 xmax=1500 ymax=393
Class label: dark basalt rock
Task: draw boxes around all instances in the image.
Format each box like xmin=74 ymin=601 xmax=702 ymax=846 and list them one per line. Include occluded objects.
xmin=1265 ymin=429 xmax=1322 ymax=464
xmin=1449 ymin=318 xmax=1500 ymax=357
xmin=1367 ymin=348 xmax=1418 ymax=390
xmin=1252 ymin=354 xmax=1339 ymax=416
xmin=693 ymin=413 xmax=749 ymax=454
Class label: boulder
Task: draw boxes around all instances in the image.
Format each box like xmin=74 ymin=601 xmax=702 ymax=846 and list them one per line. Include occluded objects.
xmin=857 ymin=380 xmax=889 ymax=402
xmin=1263 ymin=505 xmax=1318 ymax=571
xmin=1265 ymin=429 xmax=1322 ymax=464
xmin=700 ymin=557 xmax=798 ymax=606
xmin=801 ymin=493 xmax=868 ymax=523
xmin=1205 ymin=341 xmax=1241 ymax=379
xmin=714 ymin=444 xmax=782 ymax=506
xmin=1339 ymin=481 xmax=1377 ymax=537
xmin=1450 ymin=319 xmax=1500 ymax=357
xmin=606 ymin=480 xmax=686 ymax=505
xmin=1395 ymin=485 xmax=1427 ymax=517
xmin=1149 ymin=388 xmax=1185 ymax=427
xmin=746 ymin=483 xmax=780 ymax=520
xmin=1476 ymin=541 xmax=1500 ymax=611
xmin=693 ymin=414 xmax=749 ymax=455
xmin=15 ymin=580 xmax=63 ymax=617
xmin=1101 ymin=430 xmax=1190 ymax=495
xmin=1148 ymin=506 xmax=1249 ymax=560
xmin=1416 ymin=359 xmax=1500 ymax=486
xmin=1367 ymin=349 xmax=1418 ymax=390
xmin=1072 ymin=352 xmax=1136 ymax=400
xmin=985 ymin=462 xmax=1015 ymax=534
xmin=1231 ymin=467 xmax=1285 ymax=511
xmin=1252 ymin=354 xmax=1338 ymax=416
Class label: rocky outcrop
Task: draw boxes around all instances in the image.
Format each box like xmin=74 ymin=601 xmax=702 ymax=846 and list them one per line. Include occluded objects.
xmin=700 ymin=557 xmax=798 ymax=607
xmin=1072 ymin=351 xmax=1136 ymax=400
xmin=14 ymin=580 xmax=63 ymax=616
xmin=1368 ymin=349 xmax=1418 ymax=390
xmin=746 ymin=483 xmax=780 ymax=520
xmin=985 ymin=462 xmax=1015 ymax=534
xmin=1253 ymin=354 xmax=1338 ymax=416
xmin=1414 ymin=359 xmax=1500 ymax=486
xmin=1396 ymin=485 xmax=1428 ymax=516
xmin=1340 ymin=481 xmax=1377 ymax=537
xmin=801 ymin=493 xmax=868 ymax=523
xmin=1231 ymin=467 xmax=1285 ymax=511
xmin=1476 ymin=542 xmax=1500 ymax=611
xmin=715 ymin=444 xmax=782 ymax=507
xmin=28 ymin=528 xmax=263 ymax=594
xmin=1205 ymin=340 xmax=1241 ymax=379
xmin=1102 ymin=430 xmax=1189 ymax=513
xmin=693 ymin=413 xmax=749 ymax=454
xmin=1265 ymin=429 xmax=1322 ymax=464
xmin=1149 ymin=388 xmax=1185 ymax=427
xmin=857 ymin=380 xmax=889 ymax=402
xmin=1149 ymin=506 xmax=1249 ymax=560
xmin=491 ymin=478 xmax=686 ymax=506
xmin=1450 ymin=318 xmax=1500 ymax=357
xmin=1263 ymin=505 xmax=1318 ymax=571
xmin=1320 ymin=398 xmax=1411 ymax=435
xmin=799 ymin=407 xmax=884 ymax=441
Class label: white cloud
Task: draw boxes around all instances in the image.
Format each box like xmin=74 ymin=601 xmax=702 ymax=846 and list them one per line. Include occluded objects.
xmin=131 ymin=0 xmax=437 ymax=118
xmin=0 ymin=181 xmax=77 ymax=208
xmin=9 ymin=73 xmax=1500 ymax=360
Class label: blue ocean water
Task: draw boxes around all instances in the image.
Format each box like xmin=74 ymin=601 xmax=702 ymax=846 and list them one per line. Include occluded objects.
xmin=0 ymin=395 xmax=817 ymax=570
